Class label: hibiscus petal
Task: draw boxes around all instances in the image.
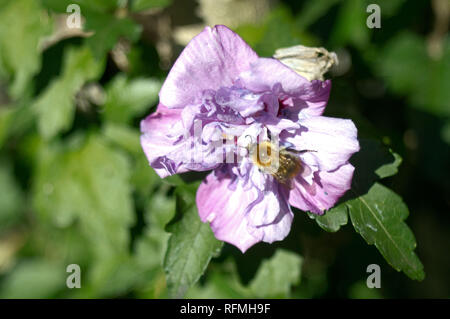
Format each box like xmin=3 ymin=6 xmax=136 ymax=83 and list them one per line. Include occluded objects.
xmin=196 ymin=172 xmax=259 ymax=252
xmin=239 ymin=58 xmax=331 ymax=116
xmin=140 ymin=104 xmax=182 ymax=132
xmin=215 ymin=87 xmax=264 ymax=117
xmin=286 ymin=116 xmax=360 ymax=172
xmin=289 ymin=163 xmax=355 ymax=214
xmin=196 ymin=170 xmax=293 ymax=252
xmin=159 ymin=25 xmax=259 ymax=109
xmin=140 ymin=104 xmax=186 ymax=177
xmin=142 ymin=102 xmax=231 ymax=177
xmin=246 ymin=180 xmax=294 ymax=244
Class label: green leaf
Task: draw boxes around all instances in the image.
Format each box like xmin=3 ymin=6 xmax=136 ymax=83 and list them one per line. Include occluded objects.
xmin=378 ymin=33 xmax=450 ymax=116
xmin=186 ymin=258 xmax=252 ymax=299
xmin=348 ymin=280 xmax=382 ymax=299
xmin=0 ymin=161 xmax=24 ymax=231
xmin=312 ymin=204 xmax=348 ymax=232
xmin=0 ymin=259 xmax=66 ymax=299
xmin=412 ymin=38 xmax=450 ymax=116
xmin=378 ymin=32 xmax=428 ymax=96
xmin=162 ymin=171 xmax=209 ymax=187
xmin=375 ymin=150 xmax=402 ymax=179
xmin=131 ymin=0 xmax=173 ymax=12
xmin=162 ymin=175 xmax=187 ymax=186
xmin=84 ymin=11 xmax=141 ymax=59
xmin=102 ymin=75 xmax=161 ymax=124
xmin=31 ymin=135 xmax=138 ymax=297
xmin=0 ymin=96 xmax=36 ymax=146
xmin=33 ymin=46 xmax=104 ymax=139
xmin=128 ymin=188 xmax=176 ymax=298
xmin=33 ymin=134 xmax=134 ymax=260
xmin=0 ymin=107 xmax=15 ymax=149
xmin=350 ymin=139 xmax=402 ymax=194
xmin=312 ymin=139 xmax=401 ymax=232
xmin=295 ymin=0 xmax=341 ymax=31
xmin=102 ymin=122 xmax=160 ymax=197
xmin=76 ymin=186 xmax=174 ymax=297
xmin=367 ymin=0 xmax=406 ymax=17
xmin=40 ymin=0 xmax=118 ymax=13
xmin=34 ymin=81 xmax=74 ymax=139
xmin=145 ymin=186 xmax=176 ymax=229
xmin=249 ymin=249 xmax=303 ymax=298
xmin=330 ymin=0 xmax=369 ymax=48
xmin=84 ymin=255 xmax=144 ymax=297
xmin=254 ymin=7 xmax=308 ymax=57
xmin=134 ymin=187 xmax=175 ymax=271
xmin=0 ymin=0 xmax=50 ymax=98
xmin=102 ymin=122 xmax=142 ymax=154
xmin=309 ymin=139 xmax=424 ymax=280
xmin=347 ymin=183 xmax=425 ymax=281
xmin=237 ymin=6 xmax=312 ymax=57
xmin=163 ymin=184 xmax=223 ymax=298
xmin=442 ymin=120 xmax=450 ymax=146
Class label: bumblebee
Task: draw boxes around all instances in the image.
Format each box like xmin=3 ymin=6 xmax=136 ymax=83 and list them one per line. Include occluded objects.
xmin=249 ymin=140 xmax=306 ymax=187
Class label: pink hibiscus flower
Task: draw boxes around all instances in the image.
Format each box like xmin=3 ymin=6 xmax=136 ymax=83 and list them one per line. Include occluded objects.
xmin=141 ymin=25 xmax=359 ymax=252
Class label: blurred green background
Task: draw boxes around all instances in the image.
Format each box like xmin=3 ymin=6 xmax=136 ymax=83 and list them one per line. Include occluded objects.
xmin=0 ymin=0 xmax=449 ymax=298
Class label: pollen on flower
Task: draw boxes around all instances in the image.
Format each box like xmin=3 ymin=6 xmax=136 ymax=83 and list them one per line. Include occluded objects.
xmin=251 ymin=140 xmax=274 ymax=168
